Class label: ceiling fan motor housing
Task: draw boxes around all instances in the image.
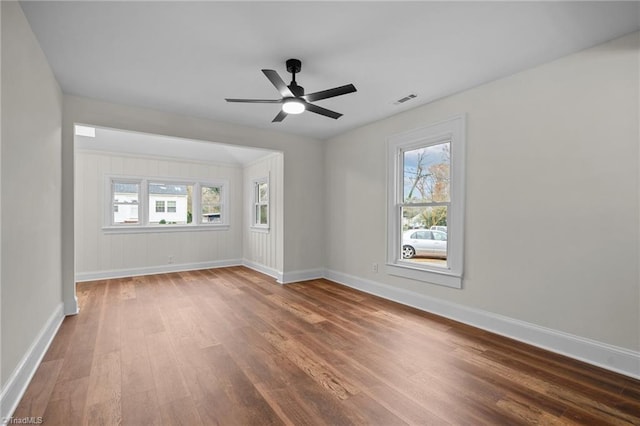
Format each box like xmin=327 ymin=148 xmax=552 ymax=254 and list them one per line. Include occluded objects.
xmin=286 ymin=58 xmax=302 ymax=74
xmin=288 ymin=82 xmax=304 ymax=97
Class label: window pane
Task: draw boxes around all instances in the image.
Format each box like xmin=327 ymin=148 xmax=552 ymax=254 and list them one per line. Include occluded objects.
xmin=258 ymin=182 xmax=268 ymax=203
xmin=149 ymin=182 xmax=191 ymax=224
xmin=403 ymin=142 xmax=450 ymax=203
xmin=401 ymin=206 xmax=447 ymax=267
xmin=202 ymin=186 xmax=221 ymax=223
xmin=259 ymin=204 xmax=268 ymax=224
xmin=112 ymin=182 xmax=139 ymax=224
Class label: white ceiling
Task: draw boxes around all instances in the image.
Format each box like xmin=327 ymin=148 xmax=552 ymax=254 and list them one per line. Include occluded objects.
xmin=21 ymin=1 xmax=640 ymax=141
xmin=75 ymin=126 xmax=276 ymax=165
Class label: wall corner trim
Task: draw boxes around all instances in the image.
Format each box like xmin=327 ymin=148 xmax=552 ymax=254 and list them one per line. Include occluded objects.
xmin=323 ymin=269 xmax=640 ymax=380
xmin=0 ymin=303 xmax=65 ymax=423
xmin=242 ymin=259 xmax=281 ymax=282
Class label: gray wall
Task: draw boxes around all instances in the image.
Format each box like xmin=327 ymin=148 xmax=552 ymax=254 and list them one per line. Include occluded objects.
xmin=325 ymin=32 xmax=640 ymax=351
xmin=1 ymin=1 xmax=63 ymax=387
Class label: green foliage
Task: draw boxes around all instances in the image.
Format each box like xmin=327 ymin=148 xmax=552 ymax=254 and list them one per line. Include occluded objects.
xmin=159 ymin=219 xmax=166 ymax=224
xmin=421 ymin=206 xmax=447 ymax=228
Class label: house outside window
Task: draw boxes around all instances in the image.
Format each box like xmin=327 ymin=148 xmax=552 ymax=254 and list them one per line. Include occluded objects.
xmin=111 ymin=181 xmax=140 ymax=224
xmin=252 ymin=177 xmax=269 ymax=229
xmin=149 ymin=182 xmax=191 ymax=224
xmin=387 ymin=115 xmax=466 ymax=288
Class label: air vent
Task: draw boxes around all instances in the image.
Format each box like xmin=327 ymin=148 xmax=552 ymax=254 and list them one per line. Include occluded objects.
xmin=393 ymin=93 xmax=417 ymax=105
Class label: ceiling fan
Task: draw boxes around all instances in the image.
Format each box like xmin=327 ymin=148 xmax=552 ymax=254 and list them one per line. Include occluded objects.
xmin=225 ymin=58 xmax=357 ymax=122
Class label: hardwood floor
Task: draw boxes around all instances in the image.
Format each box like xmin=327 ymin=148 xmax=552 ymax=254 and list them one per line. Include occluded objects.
xmin=13 ymin=267 xmax=640 ymax=425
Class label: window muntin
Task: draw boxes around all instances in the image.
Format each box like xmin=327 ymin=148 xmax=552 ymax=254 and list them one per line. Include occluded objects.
xmin=252 ymin=177 xmax=269 ymax=228
xmin=106 ymin=177 xmax=228 ymax=230
xmin=387 ymin=115 xmax=465 ymax=288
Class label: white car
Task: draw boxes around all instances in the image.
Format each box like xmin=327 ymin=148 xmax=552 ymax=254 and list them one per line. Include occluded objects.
xmin=402 ymin=229 xmax=447 ymax=259
xmin=430 ymin=225 xmax=447 ymax=233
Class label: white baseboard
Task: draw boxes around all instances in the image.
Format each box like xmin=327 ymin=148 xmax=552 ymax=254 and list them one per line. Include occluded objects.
xmin=242 ymin=259 xmax=281 ymax=281
xmin=324 ymin=269 xmax=640 ymax=380
xmin=280 ymin=268 xmax=324 ymax=285
xmin=75 ymin=259 xmax=243 ymax=282
xmin=0 ymin=303 xmax=64 ymax=423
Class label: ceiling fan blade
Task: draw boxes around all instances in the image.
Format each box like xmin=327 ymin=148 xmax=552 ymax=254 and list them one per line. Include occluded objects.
xmin=304 ymin=102 xmax=343 ymax=119
xmin=303 ymin=84 xmax=357 ymax=102
xmin=225 ymin=98 xmax=282 ymax=103
xmin=262 ymin=69 xmax=294 ymax=98
xmin=272 ymin=110 xmax=288 ymax=122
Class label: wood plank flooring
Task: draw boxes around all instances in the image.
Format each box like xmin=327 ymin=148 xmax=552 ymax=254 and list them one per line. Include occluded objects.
xmin=13 ymin=267 xmax=640 ymax=425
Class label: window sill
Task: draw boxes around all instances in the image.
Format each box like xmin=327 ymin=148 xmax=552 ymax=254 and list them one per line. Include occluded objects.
xmin=385 ymin=263 xmax=462 ymax=289
xmin=249 ymin=226 xmax=270 ymax=234
xmin=103 ymin=224 xmax=230 ymax=234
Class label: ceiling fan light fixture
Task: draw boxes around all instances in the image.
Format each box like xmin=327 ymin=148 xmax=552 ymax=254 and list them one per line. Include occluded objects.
xmin=282 ymin=98 xmax=305 ymax=114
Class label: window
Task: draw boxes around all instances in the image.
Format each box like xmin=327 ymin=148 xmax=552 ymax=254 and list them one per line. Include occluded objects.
xmin=149 ymin=182 xmax=192 ymax=225
xmin=252 ymin=177 xmax=269 ymax=228
xmin=111 ymin=180 xmax=140 ymax=224
xmin=387 ymin=115 xmax=465 ymax=288
xmin=201 ymin=185 xmax=222 ymax=223
xmin=106 ymin=176 xmax=228 ymax=231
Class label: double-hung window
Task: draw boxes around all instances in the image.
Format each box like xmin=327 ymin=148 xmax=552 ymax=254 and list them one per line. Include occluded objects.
xmin=252 ymin=177 xmax=269 ymax=229
xmin=387 ymin=115 xmax=466 ymax=288
xmin=107 ymin=177 xmax=228 ymax=231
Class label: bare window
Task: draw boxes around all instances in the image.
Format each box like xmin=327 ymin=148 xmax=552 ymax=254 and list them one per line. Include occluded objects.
xmin=388 ymin=115 xmax=465 ymax=288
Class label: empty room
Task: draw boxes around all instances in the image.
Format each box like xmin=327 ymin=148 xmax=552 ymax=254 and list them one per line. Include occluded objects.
xmin=2 ymin=1 xmax=640 ymax=425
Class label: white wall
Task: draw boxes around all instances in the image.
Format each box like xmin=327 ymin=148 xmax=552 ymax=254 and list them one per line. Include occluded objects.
xmin=75 ymin=151 xmax=244 ymax=279
xmin=325 ymin=33 xmax=640 ymax=353
xmin=1 ymin=0 xmax=63 ymax=412
xmin=62 ymin=95 xmax=325 ymax=312
xmin=243 ymin=153 xmax=284 ymax=277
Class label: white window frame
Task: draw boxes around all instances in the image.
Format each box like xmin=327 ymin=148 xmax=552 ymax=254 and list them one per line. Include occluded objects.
xmin=386 ymin=114 xmax=466 ymax=288
xmin=104 ymin=175 xmax=230 ymax=233
xmin=251 ymin=176 xmax=269 ymax=231
xmin=109 ymin=178 xmax=143 ymax=226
